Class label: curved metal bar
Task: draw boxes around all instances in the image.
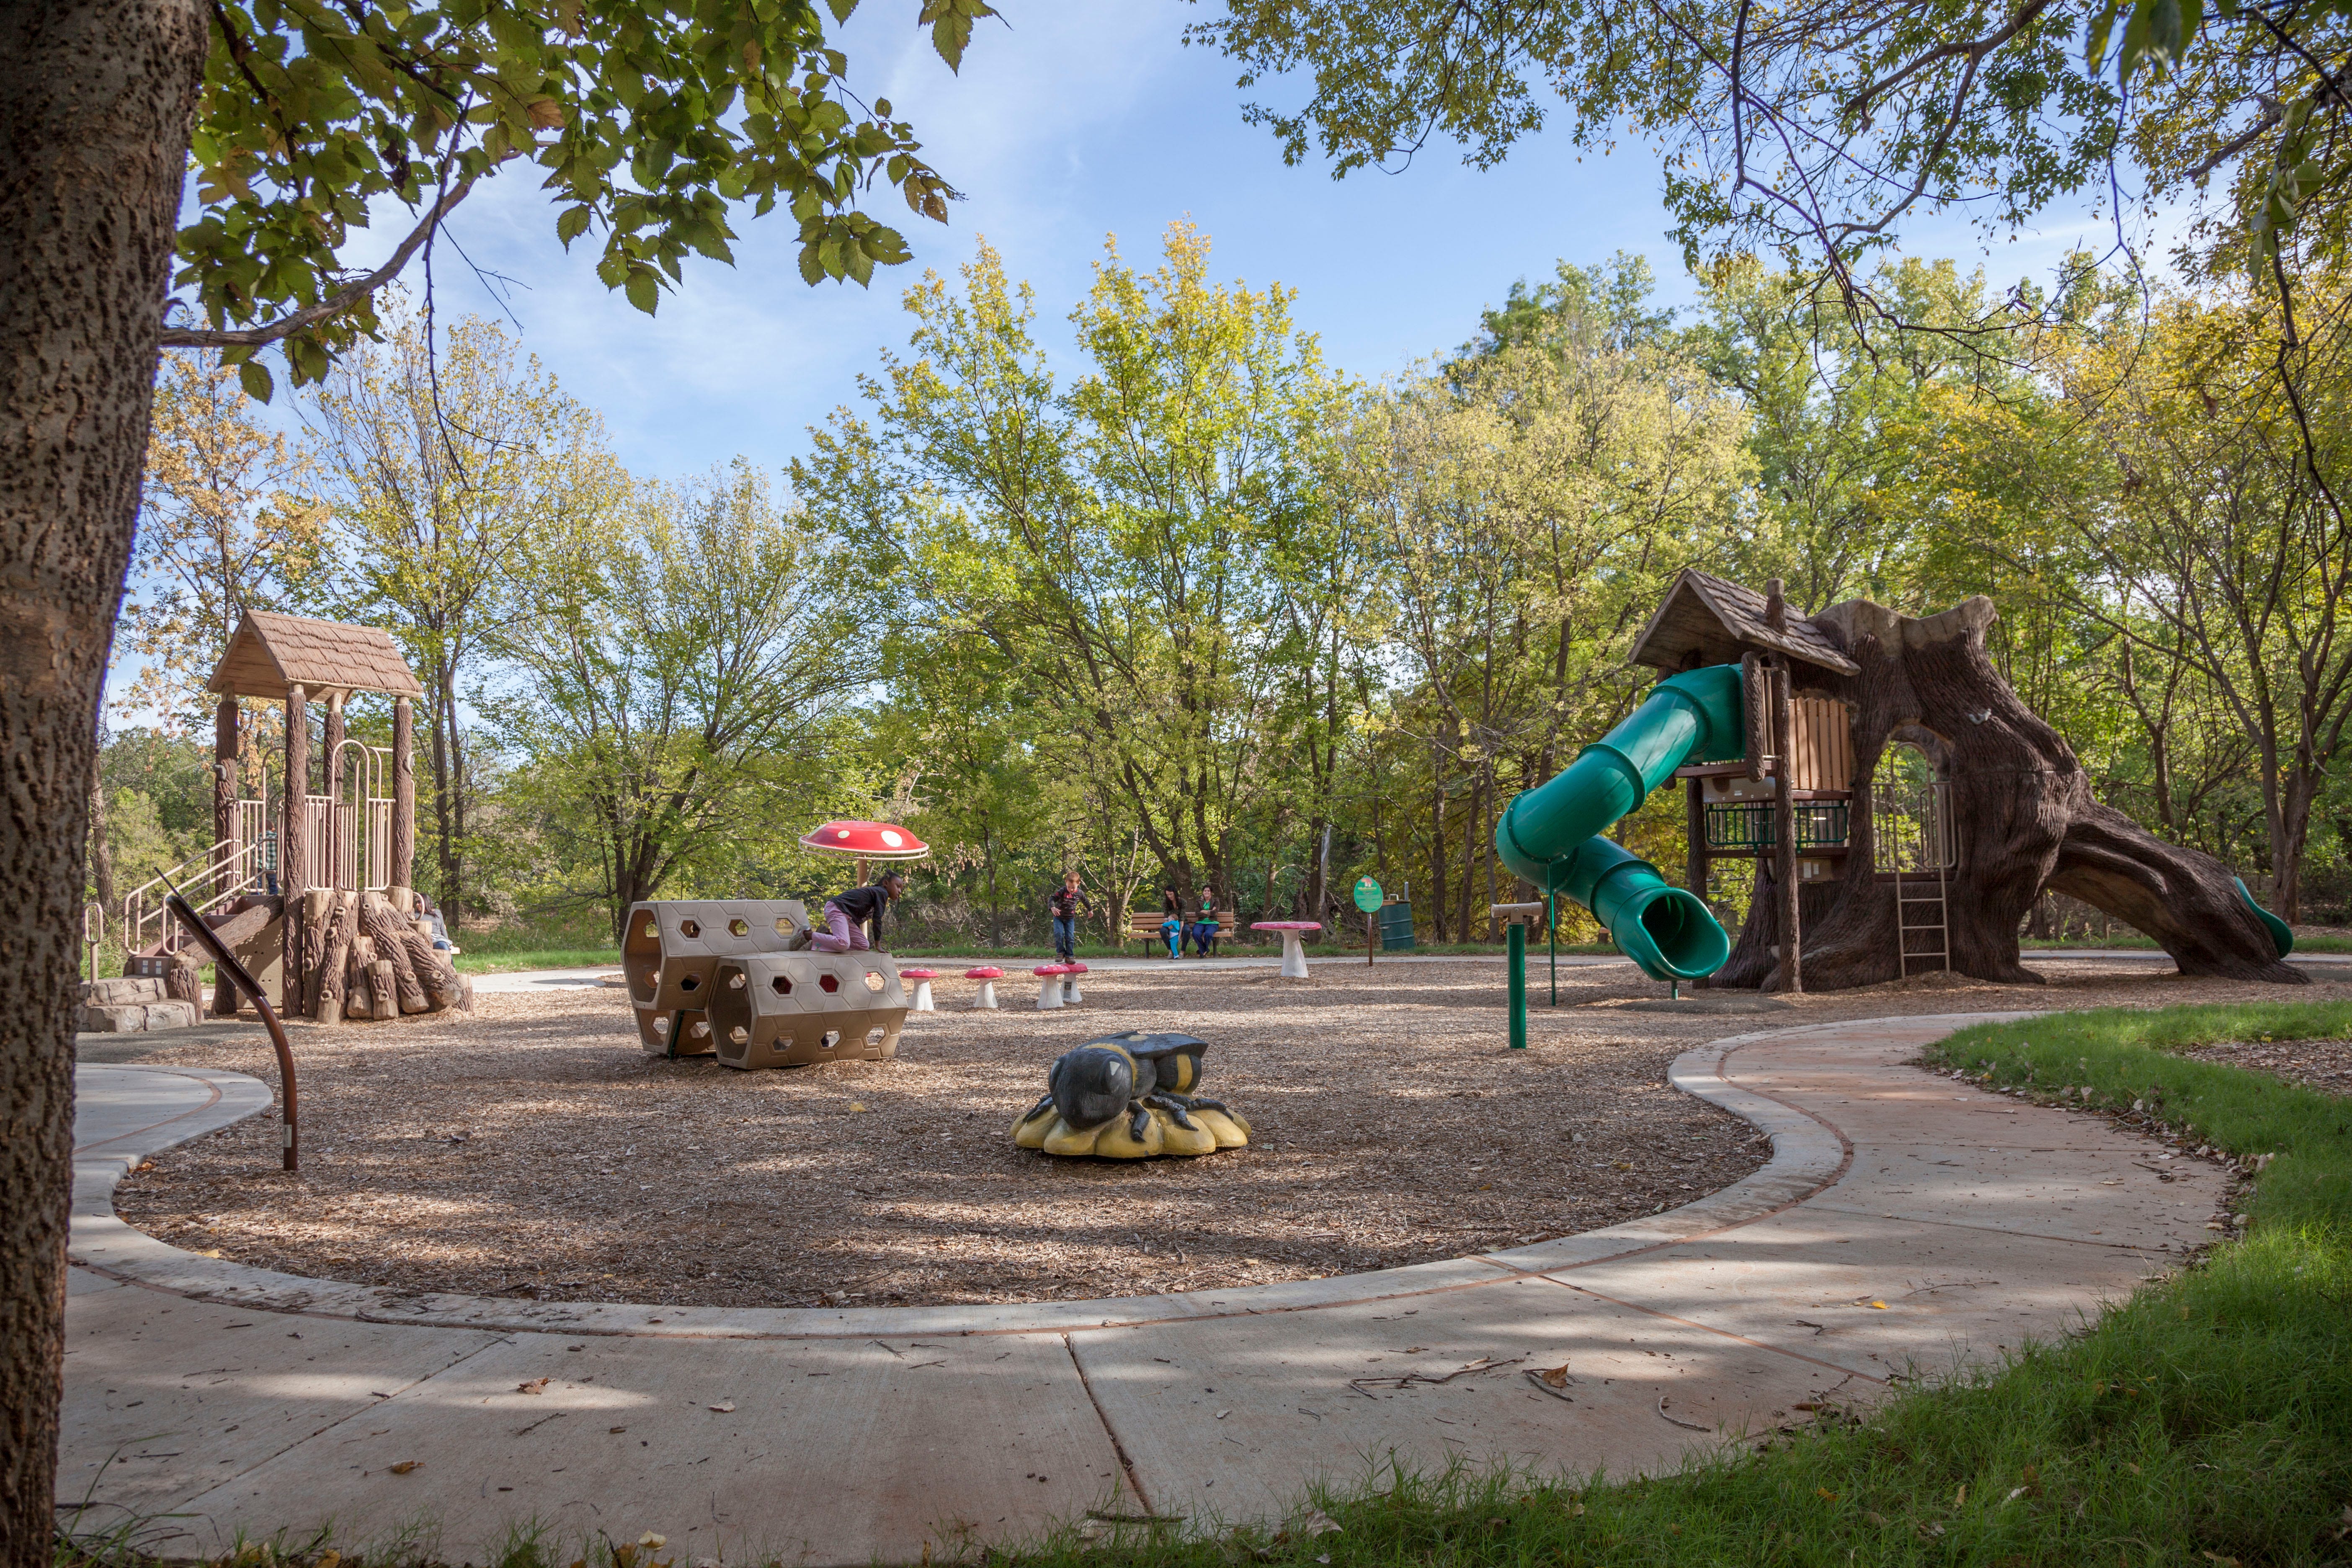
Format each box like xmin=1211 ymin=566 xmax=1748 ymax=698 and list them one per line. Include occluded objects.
xmin=161 ymin=880 xmax=298 ymax=1172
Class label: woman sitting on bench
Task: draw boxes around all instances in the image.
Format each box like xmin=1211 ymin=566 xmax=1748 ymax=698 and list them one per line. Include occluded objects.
xmin=1189 ymin=891 xmax=1219 ymax=957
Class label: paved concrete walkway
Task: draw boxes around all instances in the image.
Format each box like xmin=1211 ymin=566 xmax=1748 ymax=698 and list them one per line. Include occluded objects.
xmin=62 ymin=1014 xmax=2226 ymax=1564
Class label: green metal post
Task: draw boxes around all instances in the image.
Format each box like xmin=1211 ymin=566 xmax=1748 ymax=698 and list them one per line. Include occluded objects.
xmin=1508 ymin=921 xmax=1527 ymax=1049
xmin=1546 ymin=888 xmax=1557 ymax=1005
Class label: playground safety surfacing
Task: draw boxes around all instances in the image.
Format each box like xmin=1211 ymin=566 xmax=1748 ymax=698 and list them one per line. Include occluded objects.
xmin=63 ymin=1008 xmax=2236 ymax=1565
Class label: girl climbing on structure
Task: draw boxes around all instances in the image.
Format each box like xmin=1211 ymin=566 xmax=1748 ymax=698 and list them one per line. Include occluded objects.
xmin=812 ymin=870 xmax=906 ymax=952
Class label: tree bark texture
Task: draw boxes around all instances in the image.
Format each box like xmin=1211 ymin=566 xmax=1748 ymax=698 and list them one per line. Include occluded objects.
xmin=344 ymin=934 xmax=376 ymax=1019
xmin=322 ymin=690 xmax=344 ymax=890
xmin=214 ymin=694 xmax=237 ymax=855
xmin=361 ymin=894 xmax=429 ymax=1013
xmin=295 ymin=886 xmax=333 ymax=1017
xmin=0 ymin=3 xmax=209 ymax=1562
xmin=315 ymin=890 xmax=353 ymax=1026
xmin=206 ymin=896 xmax=276 ymax=1016
xmin=282 ymin=686 xmax=308 ymax=1008
xmin=1716 ymin=596 xmax=2304 ymax=989
xmin=392 ymin=696 xmax=414 ymax=893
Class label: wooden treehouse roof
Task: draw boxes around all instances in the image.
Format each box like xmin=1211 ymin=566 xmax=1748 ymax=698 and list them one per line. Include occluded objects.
xmin=206 ymin=612 xmax=426 ymax=701
xmin=1629 ymin=567 xmax=1862 ymax=676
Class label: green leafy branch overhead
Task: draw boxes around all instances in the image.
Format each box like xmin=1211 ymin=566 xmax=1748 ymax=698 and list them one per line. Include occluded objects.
xmin=162 ymin=0 xmax=997 ymax=400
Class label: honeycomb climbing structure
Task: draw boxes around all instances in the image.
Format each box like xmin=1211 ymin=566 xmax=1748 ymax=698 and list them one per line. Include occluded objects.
xmin=704 ymin=952 xmax=908 ymax=1069
xmin=622 ymin=900 xmax=811 ymax=1057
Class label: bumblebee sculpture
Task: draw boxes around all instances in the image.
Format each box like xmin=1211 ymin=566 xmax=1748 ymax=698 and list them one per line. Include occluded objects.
xmin=1012 ymin=1031 xmax=1251 ymax=1158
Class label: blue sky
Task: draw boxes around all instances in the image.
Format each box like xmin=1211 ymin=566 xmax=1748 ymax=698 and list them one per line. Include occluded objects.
xmin=396 ymin=1 xmax=2132 ymax=481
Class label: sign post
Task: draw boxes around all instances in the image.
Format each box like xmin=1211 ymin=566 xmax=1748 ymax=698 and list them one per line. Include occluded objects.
xmin=1508 ymin=921 xmax=1527 ymax=1048
xmin=1354 ymin=877 xmax=1382 ymax=967
xmin=1547 ymin=888 xmax=1558 ymax=1006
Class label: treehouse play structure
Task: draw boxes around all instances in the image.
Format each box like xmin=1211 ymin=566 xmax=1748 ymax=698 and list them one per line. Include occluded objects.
xmin=1496 ymin=568 xmax=2302 ymax=992
xmin=105 ymin=612 xmax=468 ymax=1027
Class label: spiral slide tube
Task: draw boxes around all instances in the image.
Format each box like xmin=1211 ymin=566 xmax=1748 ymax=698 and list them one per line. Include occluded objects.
xmin=1493 ymin=664 xmax=1747 ymax=981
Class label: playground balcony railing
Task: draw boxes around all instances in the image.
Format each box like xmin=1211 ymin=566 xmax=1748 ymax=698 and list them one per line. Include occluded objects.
xmin=1704 ymin=799 xmax=1851 ymax=854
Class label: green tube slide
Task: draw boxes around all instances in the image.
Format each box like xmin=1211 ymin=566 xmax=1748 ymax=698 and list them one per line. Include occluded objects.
xmin=2234 ymin=877 xmax=2295 ymax=958
xmin=1493 ymin=664 xmax=1746 ymax=982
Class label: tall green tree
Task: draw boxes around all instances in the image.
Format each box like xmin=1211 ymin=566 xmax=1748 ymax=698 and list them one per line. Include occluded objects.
xmin=307 ymin=307 xmax=616 ymax=918
xmin=1343 ymin=259 xmax=1749 ymax=935
xmin=487 ymin=459 xmax=870 ymax=937
xmin=803 ymin=224 xmax=1353 ymax=903
xmin=120 ymin=353 xmax=329 ymax=727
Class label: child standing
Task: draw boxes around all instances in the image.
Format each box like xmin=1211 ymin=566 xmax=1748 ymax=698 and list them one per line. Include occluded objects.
xmin=1047 ymin=872 xmax=1092 ymax=965
xmin=1158 ymin=887 xmax=1184 ymax=959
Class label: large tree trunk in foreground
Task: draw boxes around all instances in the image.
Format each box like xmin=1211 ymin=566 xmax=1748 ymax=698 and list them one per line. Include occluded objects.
xmin=1718 ymin=595 xmax=2303 ymax=990
xmin=0 ymin=5 xmax=209 ymax=1565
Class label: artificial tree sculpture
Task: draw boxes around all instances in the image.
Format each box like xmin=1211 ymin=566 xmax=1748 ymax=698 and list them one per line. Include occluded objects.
xmin=1715 ymin=594 xmax=2301 ymax=989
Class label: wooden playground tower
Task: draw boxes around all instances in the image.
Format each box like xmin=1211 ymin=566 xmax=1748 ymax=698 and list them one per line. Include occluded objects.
xmin=119 ymin=612 xmax=462 ymax=1016
xmin=1627 ymin=567 xmax=2299 ymax=990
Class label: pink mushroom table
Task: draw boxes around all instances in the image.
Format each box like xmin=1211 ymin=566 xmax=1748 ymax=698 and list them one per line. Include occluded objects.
xmin=1032 ymin=963 xmax=1078 ymax=1010
xmin=963 ymin=966 xmax=1004 ymax=1010
xmin=1252 ymin=921 xmax=1322 ymax=979
xmin=900 ymin=967 xmax=939 ymax=1012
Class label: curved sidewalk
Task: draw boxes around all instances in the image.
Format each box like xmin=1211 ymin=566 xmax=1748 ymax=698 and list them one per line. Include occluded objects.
xmin=62 ymin=1014 xmax=2223 ymax=1563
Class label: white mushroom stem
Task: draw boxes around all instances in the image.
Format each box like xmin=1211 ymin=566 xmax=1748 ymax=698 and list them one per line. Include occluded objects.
xmin=909 ymin=979 xmax=935 ymax=1012
xmin=971 ymin=980 xmax=998 ymax=1011
xmin=1277 ymin=929 xmax=1310 ymax=979
xmin=1035 ymin=973 xmax=1065 ymax=1010
xmin=1064 ymin=974 xmax=1083 ymax=1003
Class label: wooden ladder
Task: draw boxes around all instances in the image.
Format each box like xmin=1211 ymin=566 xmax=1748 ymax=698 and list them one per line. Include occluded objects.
xmin=1893 ymin=857 xmax=1951 ymax=977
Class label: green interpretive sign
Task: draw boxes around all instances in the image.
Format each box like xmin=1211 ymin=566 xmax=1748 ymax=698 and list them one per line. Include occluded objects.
xmin=1352 ymin=876 xmax=1382 ymax=913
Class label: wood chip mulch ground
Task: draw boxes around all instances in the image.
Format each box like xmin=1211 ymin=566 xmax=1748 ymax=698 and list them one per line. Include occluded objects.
xmin=111 ymin=957 xmax=2352 ymax=1309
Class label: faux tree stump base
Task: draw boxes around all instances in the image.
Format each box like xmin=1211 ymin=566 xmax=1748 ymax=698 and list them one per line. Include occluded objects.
xmin=1714 ymin=595 xmax=2303 ymax=990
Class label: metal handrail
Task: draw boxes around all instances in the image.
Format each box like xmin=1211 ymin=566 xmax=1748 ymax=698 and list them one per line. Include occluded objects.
xmin=122 ymin=833 xmax=264 ymax=956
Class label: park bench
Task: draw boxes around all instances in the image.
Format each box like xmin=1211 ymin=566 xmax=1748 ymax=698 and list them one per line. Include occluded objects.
xmin=1124 ymin=908 xmax=1240 ymax=952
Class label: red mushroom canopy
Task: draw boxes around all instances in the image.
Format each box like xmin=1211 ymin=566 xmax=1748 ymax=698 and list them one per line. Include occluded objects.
xmin=798 ymin=819 xmax=928 ymax=860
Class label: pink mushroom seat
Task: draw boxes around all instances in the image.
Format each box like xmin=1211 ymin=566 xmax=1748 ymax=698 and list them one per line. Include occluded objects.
xmin=1251 ymin=920 xmax=1323 ymax=979
xmin=900 ymin=967 xmax=940 ymax=1012
xmin=1031 ymin=962 xmax=1078 ymax=1011
xmin=963 ymin=965 xmax=1006 ymax=1011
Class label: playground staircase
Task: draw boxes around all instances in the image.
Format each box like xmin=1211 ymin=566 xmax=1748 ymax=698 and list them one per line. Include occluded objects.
xmin=121 ymin=814 xmax=266 ymax=959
